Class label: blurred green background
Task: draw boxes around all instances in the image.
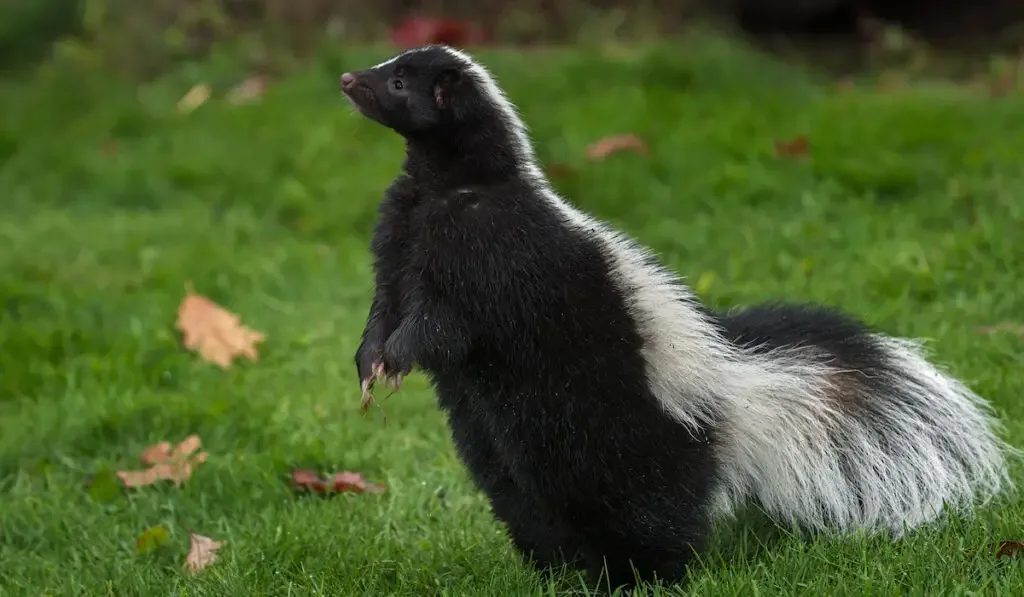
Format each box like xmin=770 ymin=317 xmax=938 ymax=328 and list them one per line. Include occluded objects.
xmin=1 ymin=2 xmax=1023 ymax=596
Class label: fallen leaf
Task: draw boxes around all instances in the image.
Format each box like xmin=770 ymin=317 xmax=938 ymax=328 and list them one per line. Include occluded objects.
xmin=136 ymin=525 xmax=170 ymax=554
xmin=227 ymin=75 xmax=269 ymax=105
xmin=290 ymin=469 xmax=386 ymax=495
xmin=996 ymin=540 xmax=1024 ymax=559
xmin=117 ymin=435 xmax=209 ymax=488
xmin=177 ymin=83 xmax=212 ymax=114
xmin=774 ymin=135 xmax=809 ymax=158
xmin=978 ymin=322 xmax=1024 ymax=336
xmin=877 ymin=71 xmax=908 ymax=92
xmin=546 ymin=163 xmax=574 ymax=180
xmin=185 ymin=533 xmax=225 ymax=575
xmin=176 ymin=286 xmax=265 ymax=368
xmin=585 ymin=134 xmax=648 ymax=161
xmin=390 ymin=16 xmax=488 ymax=49
xmin=87 ymin=467 xmax=123 ymax=502
xmin=140 ymin=441 xmax=174 ymax=466
xmin=835 ymin=78 xmax=856 ymax=93
xmin=988 ymin=68 xmax=1017 ymax=98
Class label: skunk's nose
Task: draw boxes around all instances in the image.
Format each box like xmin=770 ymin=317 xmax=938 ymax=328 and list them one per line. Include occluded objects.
xmin=340 ymin=72 xmax=356 ymax=91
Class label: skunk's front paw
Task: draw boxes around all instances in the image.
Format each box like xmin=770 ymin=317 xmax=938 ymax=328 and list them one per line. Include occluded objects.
xmin=355 ymin=338 xmax=381 ymax=381
xmin=379 ymin=328 xmax=415 ymax=389
xmin=372 ymin=361 xmax=405 ymax=394
xmin=355 ymin=337 xmax=388 ymax=410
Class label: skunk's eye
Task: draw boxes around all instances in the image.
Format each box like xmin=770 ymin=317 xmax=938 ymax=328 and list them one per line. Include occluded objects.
xmin=392 ymin=79 xmax=404 ymax=91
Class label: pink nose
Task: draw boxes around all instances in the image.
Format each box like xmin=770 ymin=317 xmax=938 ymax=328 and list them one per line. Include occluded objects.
xmin=340 ymin=72 xmax=356 ymax=90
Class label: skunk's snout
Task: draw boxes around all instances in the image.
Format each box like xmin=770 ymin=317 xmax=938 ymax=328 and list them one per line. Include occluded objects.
xmin=340 ymin=72 xmax=357 ymax=92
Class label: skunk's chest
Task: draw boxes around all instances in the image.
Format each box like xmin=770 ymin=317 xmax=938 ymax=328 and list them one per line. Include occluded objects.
xmin=402 ymin=190 xmax=507 ymax=289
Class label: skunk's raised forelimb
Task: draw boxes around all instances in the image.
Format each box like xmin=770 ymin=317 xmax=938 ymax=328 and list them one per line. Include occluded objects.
xmin=356 ymin=175 xmax=418 ymax=406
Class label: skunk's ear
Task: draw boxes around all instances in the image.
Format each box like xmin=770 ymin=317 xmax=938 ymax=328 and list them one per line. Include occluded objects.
xmin=434 ymin=68 xmax=462 ymax=110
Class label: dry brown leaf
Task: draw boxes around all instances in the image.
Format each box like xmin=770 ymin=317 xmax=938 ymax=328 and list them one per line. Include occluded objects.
xmin=290 ymin=469 xmax=387 ymax=495
xmin=988 ymin=68 xmax=1017 ymax=98
xmin=877 ymin=71 xmax=909 ymax=92
xmin=996 ymin=540 xmax=1024 ymax=559
xmin=835 ymin=78 xmax=856 ymax=93
xmin=774 ymin=135 xmax=810 ymax=158
xmin=140 ymin=441 xmax=173 ymax=466
xmin=585 ymin=134 xmax=648 ymax=161
xmin=227 ymin=75 xmax=270 ymax=105
xmin=546 ymin=163 xmax=574 ymax=180
xmin=178 ymin=83 xmax=212 ymax=114
xmin=171 ymin=435 xmax=202 ymax=459
xmin=978 ymin=322 xmax=1024 ymax=336
xmin=176 ymin=287 xmax=265 ymax=369
xmin=185 ymin=533 xmax=225 ymax=575
xmin=117 ymin=435 xmax=208 ymax=488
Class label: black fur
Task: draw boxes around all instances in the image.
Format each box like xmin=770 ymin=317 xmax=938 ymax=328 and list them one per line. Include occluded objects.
xmin=344 ymin=47 xmax=716 ymax=591
xmin=339 ymin=47 xmax=917 ymax=592
xmin=715 ymin=302 xmax=888 ymax=374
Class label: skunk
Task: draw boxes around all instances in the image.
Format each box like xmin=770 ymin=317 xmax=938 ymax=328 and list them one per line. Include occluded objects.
xmin=341 ymin=45 xmax=1015 ymax=590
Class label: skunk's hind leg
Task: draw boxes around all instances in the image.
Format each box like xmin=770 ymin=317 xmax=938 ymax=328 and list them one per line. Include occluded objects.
xmin=444 ymin=400 xmax=583 ymax=571
xmin=576 ymin=494 xmax=706 ymax=592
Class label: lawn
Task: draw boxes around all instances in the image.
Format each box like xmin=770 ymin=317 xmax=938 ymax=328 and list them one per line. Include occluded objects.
xmin=1 ymin=37 xmax=1023 ymax=596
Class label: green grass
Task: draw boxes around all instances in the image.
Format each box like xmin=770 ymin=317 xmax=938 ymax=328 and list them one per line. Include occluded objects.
xmin=2 ymin=37 xmax=1024 ymax=596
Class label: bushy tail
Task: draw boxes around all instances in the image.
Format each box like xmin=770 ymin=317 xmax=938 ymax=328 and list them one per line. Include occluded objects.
xmin=710 ymin=334 xmax=1016 ymax=536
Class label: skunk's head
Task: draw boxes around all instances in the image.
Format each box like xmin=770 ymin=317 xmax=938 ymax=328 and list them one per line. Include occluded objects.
xmin=339 ymin=45 xmax=506 ymax=138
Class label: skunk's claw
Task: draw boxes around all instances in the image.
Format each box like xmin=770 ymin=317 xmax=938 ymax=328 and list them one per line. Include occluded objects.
xmin=372 ymin=361 xmax=405 ymax=393
xmin=359 ymin=377 xmax=375 ymax=410
xmin=388 ymin=373 xmax=404 ymax=391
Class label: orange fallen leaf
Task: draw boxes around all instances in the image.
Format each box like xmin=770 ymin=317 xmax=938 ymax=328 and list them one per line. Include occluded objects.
xmin=876 ymin=72 xmax=908 ymax=92
xmin=117 ymin=435 xmax=208 ymax=488
xmin=774 ymin=135 xmax=810 ymax=158
xmin=177 ymin=83 xmax=212 ymax=114
xmin=176 ymin=286 xmax=265 ymax=368
xmin=978 ymin=322 xmax=1024 ymax=336
xmin=988 ymin=69 xmax=1017 ymax=98
xmin=290 ymin=469 xmax=386 ymax=494
xmin=996 ymin=540 xmax=1024 ymax=559
xmin=835 ymin=78 xmax=856 ymax=93
xmin=585 ymin=134 xmax=648 ymax=161
xmin=140 ymin=441 xmax=174 ymax=466
xmin=546 ymin=163 xmax=574 ymax=180
xmin=227 ymin=75 xmax=270 ymax=105
xmin=185 ymin=533 xmax=225 ymax=575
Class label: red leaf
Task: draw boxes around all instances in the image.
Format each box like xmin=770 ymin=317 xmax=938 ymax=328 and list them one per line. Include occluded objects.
xmin=585 ymin=134 xmax=648 ymax=161
xmin=291 ymin=469 xmax=328 ymax=493
xmin=290 ymin=469 xmax=386 ymax=494
xmin=330 ymin=471 xmax=386 ymax=493
xmin=390 ymin=16 xmax=488 ymax=49
xmin=774 ymin=135 xmax=809 ymax=158
xmin=546 ymin=163 xmax=574 ymax=180
xmin=996 ymin=540 xmax=1024 ymax=559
